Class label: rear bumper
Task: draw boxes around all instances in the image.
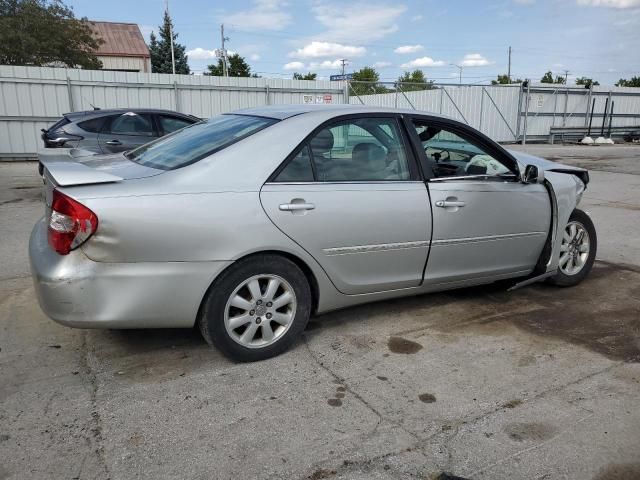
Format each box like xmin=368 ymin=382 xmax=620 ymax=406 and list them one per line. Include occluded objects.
xmin=29 ymin=219 xmax=232 ymax=328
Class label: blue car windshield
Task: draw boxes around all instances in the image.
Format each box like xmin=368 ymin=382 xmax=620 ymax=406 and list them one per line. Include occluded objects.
xmin=126 ymin=114 xmax=277 ymax=170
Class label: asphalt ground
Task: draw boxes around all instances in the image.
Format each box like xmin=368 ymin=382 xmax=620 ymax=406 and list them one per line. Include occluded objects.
xmin=1 ymin=144 xmax=639 ymax=480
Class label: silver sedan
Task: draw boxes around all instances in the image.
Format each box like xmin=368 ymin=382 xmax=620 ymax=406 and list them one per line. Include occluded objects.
xmin=30 ymin=105 xmax=597 ymax=361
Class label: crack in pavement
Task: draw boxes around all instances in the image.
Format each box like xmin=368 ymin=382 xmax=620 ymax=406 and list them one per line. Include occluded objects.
xmin=468 ymin=413 xmax=596 ymax=478
xmin=301 ymin=333 xmax=627 ymax=479
xmin=78 ymin=331 xmax=110 ymax=480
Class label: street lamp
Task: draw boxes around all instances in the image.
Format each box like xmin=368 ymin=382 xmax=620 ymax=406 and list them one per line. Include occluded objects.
xmin=450 ymin=63 xmax=462 ymax=84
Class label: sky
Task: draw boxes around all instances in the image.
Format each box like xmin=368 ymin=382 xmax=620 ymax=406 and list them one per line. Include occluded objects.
xmin=67 ymin=0 xmax=640 ymax=86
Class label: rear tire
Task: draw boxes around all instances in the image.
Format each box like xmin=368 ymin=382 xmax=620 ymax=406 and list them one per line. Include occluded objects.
xmin=198 ymin=254 xmax=311 ymax=362
xmin=548 ymin=209 xmax=597 ymax=287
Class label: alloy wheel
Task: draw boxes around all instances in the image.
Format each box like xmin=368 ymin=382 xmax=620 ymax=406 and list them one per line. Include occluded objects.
xmin=224 ymin=274 xmax=297 ymax=348
xmin=559 ymin=221 xmax=590 ymax=276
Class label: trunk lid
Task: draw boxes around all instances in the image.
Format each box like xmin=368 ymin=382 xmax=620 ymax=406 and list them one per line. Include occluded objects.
xmin=40 ymin=150 xmax=164 ymax=211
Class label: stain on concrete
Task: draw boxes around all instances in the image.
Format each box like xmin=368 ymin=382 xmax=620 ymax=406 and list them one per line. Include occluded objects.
xmin=502 ymin=399 xmax=522 ymax=409
xmin=388 ymin=336 xmax=423 ymax=354
xmin=376 ymin=375 xmax=388 ymax=381
xmin=327 ymin=398 xmax=342 ymax=407
xmin=517 ymin=354 xmax=536 ymax=367
xmin=335 ymin=392 xmax=345 ymax=399
xmin=427 ymin=263 xmax=640 ymax=363
xmin=432 ymin=472 xmax=473 ymax=480
xmin=592 ymin=462 xmax=640 ymax=480
xmin=307 ymin=468 xmax=336 ymax=480
xmin=418 ymin=393 xmax=436 ymax=403
xmin=504 ymin=422 xmax=556 ymax=442
xmin=129 ymin=432 xmax=143 ymax=446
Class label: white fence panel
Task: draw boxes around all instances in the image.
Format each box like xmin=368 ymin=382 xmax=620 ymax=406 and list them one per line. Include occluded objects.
xmin=0 ymin=65 xmax=344 ymax=159
xmin=350 ymin=85 xmax=521 ymax=142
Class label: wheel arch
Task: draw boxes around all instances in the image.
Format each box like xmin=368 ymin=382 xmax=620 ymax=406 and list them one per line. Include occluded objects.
xmin=195 ymin=249 xmax=321 ymax=326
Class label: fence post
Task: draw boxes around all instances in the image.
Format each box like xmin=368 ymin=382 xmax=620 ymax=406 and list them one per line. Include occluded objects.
xmin=479 ymin=87 xmax=485 ymax=131
xmin=439 ymin=88 xmax=444 ymax=113
xmin=552 ymin=88 xmax=558 ymax=127
xmin=265 ymin=83 xmax=271 ymax=105
xmin=515 ymin=83 xmax=523 ymax=141
xmin=343 ymin=81 xmax=349 ymax=104
xmin=562 ymin=87 xmax=569 ymax=127
xmin=173 ymin=81 xmax=180 ymax=111
xmin=522 ymin=80 xmax=530 ymax=145
xmin=585 ymin=86 xmax=593 ymax=127
xmin=66 ymin=76 xmax=74 ymax=111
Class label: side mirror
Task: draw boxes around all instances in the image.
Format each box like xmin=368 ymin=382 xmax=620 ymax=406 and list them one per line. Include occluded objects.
xmin=522 ymin=164 xmax=545 ymax=184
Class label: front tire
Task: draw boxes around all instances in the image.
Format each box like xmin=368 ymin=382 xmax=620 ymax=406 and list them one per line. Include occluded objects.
xmin=199 ymin=255 xmax=311 ymax=362
xmin=549 ymin=209 xmax=597 ymax=287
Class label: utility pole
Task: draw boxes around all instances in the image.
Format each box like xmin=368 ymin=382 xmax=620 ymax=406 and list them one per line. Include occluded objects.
xmin=563 ymin=69 xmax=570 ymax=85
xmin=339 ymin=59 xmax=348 ymax=77
xmin=450 ymin=63 xmax=462 ymax=84
xmin=166 ymin=0 xmax=175 ymax=74
xmin=507 ymin=46 xmax=511 ymax=83
xmin=220 ymin=24 xmax=229 ymax=77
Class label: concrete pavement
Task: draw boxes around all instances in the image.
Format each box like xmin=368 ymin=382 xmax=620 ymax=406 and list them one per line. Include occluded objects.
xmin=1 ymin=145 xmax=639 ymax=480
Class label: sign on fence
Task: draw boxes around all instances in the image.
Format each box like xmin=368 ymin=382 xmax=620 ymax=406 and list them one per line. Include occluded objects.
xmin=330 ymin=74 xmax=353 ymax=81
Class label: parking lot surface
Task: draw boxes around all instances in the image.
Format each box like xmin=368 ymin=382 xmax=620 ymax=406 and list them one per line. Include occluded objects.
xmin=1 ymin=144 xmax=639 ymax=480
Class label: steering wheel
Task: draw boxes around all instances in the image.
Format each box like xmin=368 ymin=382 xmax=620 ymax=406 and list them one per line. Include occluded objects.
xmin=428 ymin=148 xmax=450 ymax=163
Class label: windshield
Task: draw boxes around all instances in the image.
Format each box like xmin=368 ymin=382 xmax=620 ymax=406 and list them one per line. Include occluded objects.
xmin=125 ymin=114 xmax=278 ymax=170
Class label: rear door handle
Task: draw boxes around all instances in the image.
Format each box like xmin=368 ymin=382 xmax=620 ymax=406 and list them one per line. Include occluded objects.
xmin=279 ymin=203 xmax=315 ymax=211
xmin=105 ymin=140 xmax=122 ymax=146
xmin=435 ymin=200 xmax=466 ymax=208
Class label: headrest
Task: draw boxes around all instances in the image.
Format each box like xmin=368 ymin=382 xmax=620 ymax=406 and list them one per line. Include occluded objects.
xmin=310 ymin=129 xmax=334 ymax=153
xmin=352 ymin=143 xmax=385 ymax=163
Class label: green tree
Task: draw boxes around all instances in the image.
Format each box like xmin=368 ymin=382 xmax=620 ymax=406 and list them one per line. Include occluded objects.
xmin=615 ymin=76 xmax=640 ymax=87
xmin=540 ymin=71 xmax=554 ymax=83
xmin=206 ymin=53 xmax=256 ymax=77
xmin=541 ymin=71 xmax=566 ymax=84
xmin=397 ymin=69 xmax=433 ymax=91
xmin=350 ymin=66 xmax=388 ymax=95
xmin=575 ymin=77 xmax=599 ymax=88
xmin=491 ymin=74 xmax=523 ymax=85
xmin=149 ymin=10 xmax=190 ymax=74
xmin=293 ymin=72 xmax=317 ymax=80
xmin=0 ymin=0 xmax=102 ymax=68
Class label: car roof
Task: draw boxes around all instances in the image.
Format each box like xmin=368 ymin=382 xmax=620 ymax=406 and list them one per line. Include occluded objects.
xmin=232 ymin=104 xmax=450 ymax=121
xmin=64 ymin=109 xmax=198 ymax=121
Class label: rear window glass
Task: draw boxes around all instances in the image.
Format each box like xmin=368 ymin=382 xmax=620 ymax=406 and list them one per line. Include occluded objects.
xmin=125 ymin=114 xmax=277 ymax=170
xmin=48 ymin=117 xmax=70 ymax=132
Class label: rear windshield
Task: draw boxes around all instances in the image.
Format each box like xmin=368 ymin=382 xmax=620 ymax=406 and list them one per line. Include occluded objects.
xmin=47 ymin=117 xmax=70 ymax=132
xmin=125 ymin=114 xmax=277 ymax=170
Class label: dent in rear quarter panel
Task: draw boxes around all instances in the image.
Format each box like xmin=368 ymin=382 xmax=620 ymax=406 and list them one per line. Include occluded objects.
xmin=79 ymin=190 xmax=344 ymax=313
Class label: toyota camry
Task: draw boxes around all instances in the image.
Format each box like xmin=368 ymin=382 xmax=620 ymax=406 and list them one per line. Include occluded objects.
xmin=30 ymin=105 xmax=596 ymax=361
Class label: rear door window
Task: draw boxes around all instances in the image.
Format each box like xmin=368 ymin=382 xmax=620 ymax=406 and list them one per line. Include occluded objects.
xmin=303 ymin=117 xmax=413 ymax=182
xmin=274 ymin=145 xmax=314 ymax=182
xmin=105 ymin=113 xmax=155 ymax=137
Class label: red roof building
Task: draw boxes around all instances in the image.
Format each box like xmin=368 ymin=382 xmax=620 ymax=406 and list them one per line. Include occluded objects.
xmin=89 ymin=21 xmax=151 ymax=73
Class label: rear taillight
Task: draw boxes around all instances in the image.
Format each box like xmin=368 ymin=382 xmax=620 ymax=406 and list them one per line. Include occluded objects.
xmin=48 ymin=189 xmax=98 ymax=255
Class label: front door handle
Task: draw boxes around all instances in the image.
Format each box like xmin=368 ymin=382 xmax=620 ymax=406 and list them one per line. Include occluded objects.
xmin=279 ymin=202 xmax=315 ymax=212
xmin=105 ymin=139 xmax=122 ymax=146
xmin=435 ymin=200 xmax=466 ymax=208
